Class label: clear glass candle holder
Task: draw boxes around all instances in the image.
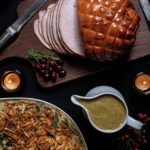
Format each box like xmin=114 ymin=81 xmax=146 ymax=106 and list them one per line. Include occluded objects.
xmin=1 ymin=70 xmax=22 ymax=92
xmin=133 ymin=72 xmax=150 ymax=96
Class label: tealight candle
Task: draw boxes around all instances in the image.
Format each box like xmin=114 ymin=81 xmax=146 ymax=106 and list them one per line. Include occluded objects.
xmin=134 ymin=72 xmax=150 ymax=95
xmin=1 ymin=70 xmax=22 ymax=92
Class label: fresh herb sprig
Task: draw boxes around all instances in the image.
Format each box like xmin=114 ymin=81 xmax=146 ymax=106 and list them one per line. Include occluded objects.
xmin=27 ymin=50 xmax=53 ymax=61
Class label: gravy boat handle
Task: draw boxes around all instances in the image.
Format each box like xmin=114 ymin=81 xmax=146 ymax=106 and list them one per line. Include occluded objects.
xmin=127 ymin=116 xmax=143 ymax=130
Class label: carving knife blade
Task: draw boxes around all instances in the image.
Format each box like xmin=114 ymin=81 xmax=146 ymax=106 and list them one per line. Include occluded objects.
xmin=139 ymin=0 xmax=150 ymax=22
xmin=0 ymin=0 xmax=48 ymax=50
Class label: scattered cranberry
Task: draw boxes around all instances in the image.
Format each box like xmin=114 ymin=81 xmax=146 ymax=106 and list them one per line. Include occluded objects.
xmin=133 ymin=130 xmax=139 ymax=135
xmin=117 ymin=113 xmax=150 ymax=150
xmin=124 ymin=134 xmax=129 ymax=138
xmin=143 ymin=139 xmax=148 ymax=144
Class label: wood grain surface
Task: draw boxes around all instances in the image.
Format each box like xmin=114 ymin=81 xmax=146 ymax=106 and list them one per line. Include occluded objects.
xmin=0 ymin=0 xmax=150 ymax=88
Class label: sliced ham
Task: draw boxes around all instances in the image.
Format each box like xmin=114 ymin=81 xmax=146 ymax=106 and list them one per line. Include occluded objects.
xmin=56 ymin=0 xmax=74 ymax=55
xmin=41 ymin=5 xmax=54 ymax=48
xmin=52 ymin=0 xmax=69 ymax=54
xmin=34 ymin=0 xmax=85 ymax=57
xmin=58 ymin=0 xmax=85 ymax=57
xmin=52 ymin=4 xmax=63 ymax=53
xmin=47 ymin=5 xmax=56 ymax=50
xmin=38 ymin=10 xmax=49 ymax=48
xmin=34 ymin=19 xmax=50 ymax=49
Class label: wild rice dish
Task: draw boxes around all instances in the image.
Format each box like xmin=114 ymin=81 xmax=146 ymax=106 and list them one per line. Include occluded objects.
xmin=0 ymin=99 xmax=86 ymax=150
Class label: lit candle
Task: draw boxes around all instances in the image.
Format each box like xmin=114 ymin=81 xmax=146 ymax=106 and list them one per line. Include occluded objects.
xmin=134 ymin=72 xmax=150 ymax=95
xmin=1 ymin=70 xmax=22 ymax=92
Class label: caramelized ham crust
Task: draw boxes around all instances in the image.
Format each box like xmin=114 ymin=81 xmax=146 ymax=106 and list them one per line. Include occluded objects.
xmin=78 ymin=0 xmax=140 ymax=61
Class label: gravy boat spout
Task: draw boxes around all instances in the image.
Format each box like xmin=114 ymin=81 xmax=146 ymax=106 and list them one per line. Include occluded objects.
xmin=71 ymin=93 xmax=107 ymax=109
xmin=71 ymin=94 xmax=95 ymax=129
xmin=71 ymin=94 xmax=89 ymax=108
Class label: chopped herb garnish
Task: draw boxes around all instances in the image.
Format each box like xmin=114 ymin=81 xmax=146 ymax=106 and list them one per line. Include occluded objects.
xmin=11 ymin=124 xmax=17 ymax=129
xmin=2 ymin=142 xmax=7 ymax=150
xmin=6 ymin=141 xmax=13 ymax=146
xmin=0 ymin=132 xmax=6 ymax=141
xmin=0 ymin=132 xmax=7 ymax=150
xmin=68 ymin=123 xmax=79 ymax=136
xmin=53 ymin=112 xmax=59 ymax=129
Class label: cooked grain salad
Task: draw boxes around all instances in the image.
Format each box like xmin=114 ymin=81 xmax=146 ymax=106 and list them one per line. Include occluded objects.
xmin=0 ymin=100 xmax=86 ymax=150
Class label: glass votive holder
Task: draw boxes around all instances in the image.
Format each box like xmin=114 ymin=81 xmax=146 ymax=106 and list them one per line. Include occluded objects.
xmin=133 ymin=72 xmax=150 ymax=96
xmin=1 ymin=70 xmax=22 ymax=92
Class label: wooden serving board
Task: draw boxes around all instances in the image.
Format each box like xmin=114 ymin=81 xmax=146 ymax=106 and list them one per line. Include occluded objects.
xmin=0 ymin=0 xmax=150 ymax=88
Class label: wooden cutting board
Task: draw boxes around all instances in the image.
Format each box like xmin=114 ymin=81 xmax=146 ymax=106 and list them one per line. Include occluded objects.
xmin=0 ymin=0 xmax=150 ymax=88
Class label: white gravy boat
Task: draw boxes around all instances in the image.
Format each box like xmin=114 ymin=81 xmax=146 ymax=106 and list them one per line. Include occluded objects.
xmin=71 ymin=86 xmax=143 ymax=133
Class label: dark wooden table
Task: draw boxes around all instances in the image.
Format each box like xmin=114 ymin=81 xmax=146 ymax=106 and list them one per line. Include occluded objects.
xmin=0 ymin=0 xmax=150 ymax=149
xmin=0 ymin=0 xmax=150 ymax=88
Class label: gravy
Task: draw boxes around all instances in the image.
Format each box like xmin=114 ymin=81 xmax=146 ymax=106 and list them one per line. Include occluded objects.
xmin=79 ymin=95 xmax=127 ymax=130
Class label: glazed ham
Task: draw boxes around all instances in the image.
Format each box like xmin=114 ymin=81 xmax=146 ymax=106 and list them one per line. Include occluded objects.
xmin=34 ymin=0 xmax=140 ymax=61
xmin=78 ymin=0 xmax=140 ymax=61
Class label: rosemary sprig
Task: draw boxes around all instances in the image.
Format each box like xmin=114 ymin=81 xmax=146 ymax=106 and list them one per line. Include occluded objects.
xmin=27 ymin=50 xmax=54 ymax=61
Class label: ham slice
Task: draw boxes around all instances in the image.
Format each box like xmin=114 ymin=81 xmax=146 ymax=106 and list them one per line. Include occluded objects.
xmin=52 ymin=2 xmax=65 ymax=53
xmin=34 ymin=19 xmax=49 ymax=48
xmin=47 ymin=4 xmax=56 ymax=50
xmin=56 ymin=0 xmax=75 ymax=55
xmin=41 ymin=5 xmax=54 ymax=47
xmin=58 ymin=0 xmax=85 ymax=57
xmin=36 ymin=11 xmax=51 ymax=49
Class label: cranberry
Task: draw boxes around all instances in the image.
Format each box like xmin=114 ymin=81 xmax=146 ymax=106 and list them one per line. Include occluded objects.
xmin=133 ymin=130 xmax=139 ymax=135
xmin=45 ymin=64 xmax=49 ymax=70
xmin=43 ymin=73 xmax=50 ymax=81
xmin=55 ymin=65 xmax=63 ymax=72
xmin=143 ymin=139 xmax=148 ymax=144
xmin=48 ymin=60 xmax=56 ymax=67
xmin=56 ymin=58 xmax=64 ymax=66
xmin=50 ymin=72 xmax=57 ymax=82
xmin=44 ymin=70 xmax=49 ymax=74
xmin=40 ymin=63 xmax=46 ymax=69
xmin=38 ymin=69 xmax=45 ymax=76
xmin=59 ymin=70 xmax=67 ymax=78
xmin=34 ymin=63 xmax=41 ymax=71
xmin=124 ymin=134 xmax=129 ymax=139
